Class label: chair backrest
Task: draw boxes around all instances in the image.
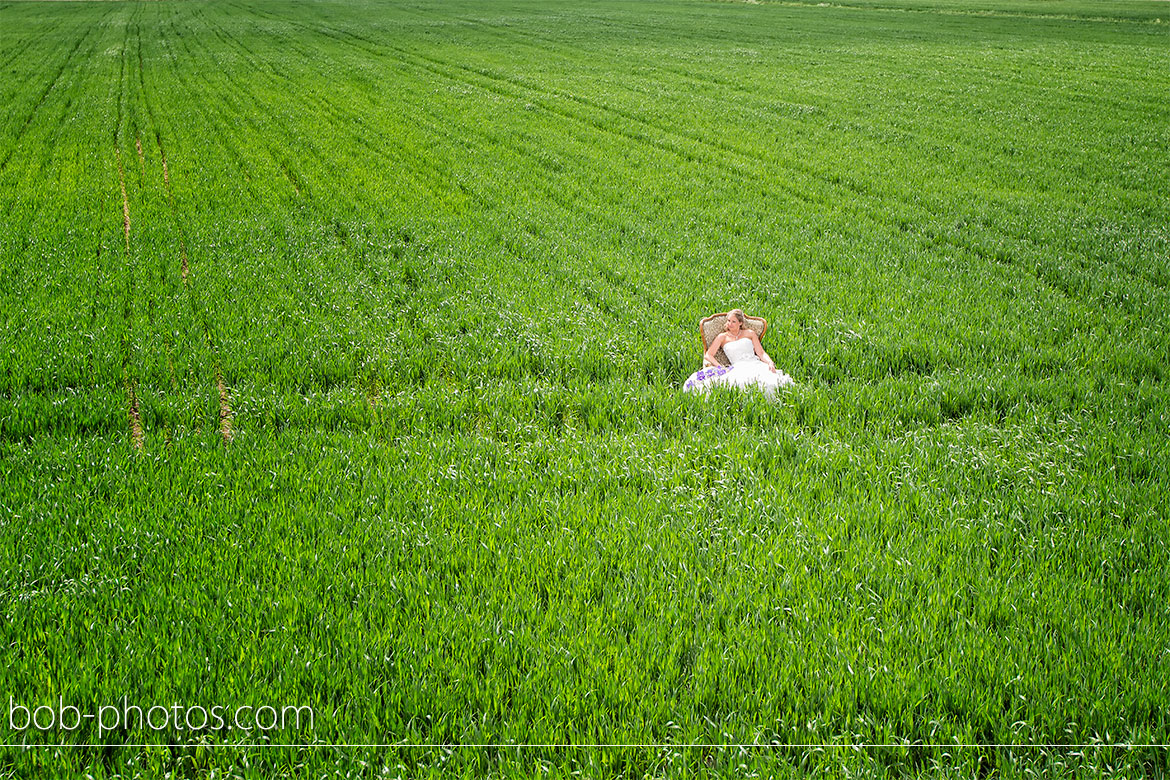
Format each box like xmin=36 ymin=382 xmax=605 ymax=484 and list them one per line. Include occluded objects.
xmin=700 ymin=312 xmax=768 ymax=367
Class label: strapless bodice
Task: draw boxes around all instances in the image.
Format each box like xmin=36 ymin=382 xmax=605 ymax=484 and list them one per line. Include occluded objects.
xmin=723 ymin=337 xmax=757 ymax=364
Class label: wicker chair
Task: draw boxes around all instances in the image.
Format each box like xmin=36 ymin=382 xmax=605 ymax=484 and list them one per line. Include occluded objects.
xmin=700 ymin=312 xmax=768 ymax=367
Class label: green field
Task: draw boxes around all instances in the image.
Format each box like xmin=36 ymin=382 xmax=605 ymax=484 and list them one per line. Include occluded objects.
xmin=1 ymin=0 xmax=1168 ymax=775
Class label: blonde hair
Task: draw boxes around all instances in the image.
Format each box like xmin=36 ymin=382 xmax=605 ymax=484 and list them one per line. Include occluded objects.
xmin=727 ymin=309 xmax=747 ymax=328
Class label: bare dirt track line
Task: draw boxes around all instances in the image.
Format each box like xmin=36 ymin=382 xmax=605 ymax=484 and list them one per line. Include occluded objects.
xmin=216 ymin=368 xmax=233 ymax=443
xmin=127 ymin=383 xmax=144 ymax=451
xmin=143 ymin=11 xmax=238 ymax=438
xmin=115 ymin=146 xmax=142 ymax=450
xmin=110 ymin=5 xmax=150 ymax=452
xmin=137 ymin=10 xmax=193 ymax=290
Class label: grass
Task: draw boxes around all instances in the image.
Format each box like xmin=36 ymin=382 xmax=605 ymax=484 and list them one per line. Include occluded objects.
xmin=0 ymin=0 xmax=1168 ymax=776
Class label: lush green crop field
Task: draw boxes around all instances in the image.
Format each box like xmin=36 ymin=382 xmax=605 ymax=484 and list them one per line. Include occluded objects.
xmin=1 ymin=0 xmax=1168 ymax=776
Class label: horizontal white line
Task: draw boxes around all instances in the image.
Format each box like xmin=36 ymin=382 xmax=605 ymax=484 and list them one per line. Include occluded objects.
xmin=3 ymin=743 xmax=1166 ymax=749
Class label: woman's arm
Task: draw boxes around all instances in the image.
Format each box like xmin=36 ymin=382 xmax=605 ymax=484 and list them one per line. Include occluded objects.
xmin=750 ymin=331 xmax=778 ymax=372
xmin=703 ymin=333 xmax=727 ymax=367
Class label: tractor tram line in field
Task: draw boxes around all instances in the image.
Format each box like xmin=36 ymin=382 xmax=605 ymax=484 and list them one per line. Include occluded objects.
xmin=7 ymin=9 xmax=140 ymax=423
xmin=112 ymin=4 xmax=150 ymax=452
xmin=7 ymin=0 xmax=1162 ymax=417
xmin=134 ymin=136 xmax=145 ymax=177
xmin=151 ymin=128 xmax=229 ymax=439
xmin=113 ymin=145 xmax=144 ymax=452
xmin=85 ymin=0 xmax=239 ymax=448
xmin=141 ymin=22 xmax=237 ymax=445
xmin=132 ymin=11 xmax=193 ymax=290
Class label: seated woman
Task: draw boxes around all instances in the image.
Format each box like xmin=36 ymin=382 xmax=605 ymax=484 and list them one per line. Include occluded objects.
xmin=684 ymin=309 xmax=794 ymax=396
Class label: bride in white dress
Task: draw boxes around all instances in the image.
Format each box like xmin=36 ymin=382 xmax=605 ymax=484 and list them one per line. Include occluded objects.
xmin=684 ymin=309 xmax=794 ymax=396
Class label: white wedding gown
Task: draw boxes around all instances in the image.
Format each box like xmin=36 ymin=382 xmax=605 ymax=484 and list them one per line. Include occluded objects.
xmin=683 ymin=337 xmax=794 ymax=397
